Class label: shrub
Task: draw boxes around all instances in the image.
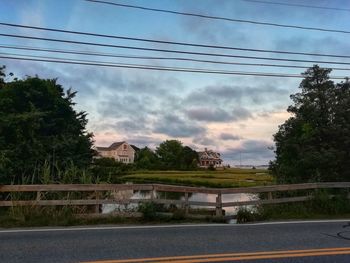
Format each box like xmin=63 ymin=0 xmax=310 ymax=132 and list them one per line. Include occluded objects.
xmin=236 ymin=207 xmax=257 ymax=223
xmin=138 ymin=202 xmax=157 ymax=220
xmin=207 ymin=164 xmax=216 ymax=171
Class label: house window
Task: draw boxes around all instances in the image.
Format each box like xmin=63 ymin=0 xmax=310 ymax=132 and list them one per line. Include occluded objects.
xmin=123 ymin=144 xmax=127 ymax=150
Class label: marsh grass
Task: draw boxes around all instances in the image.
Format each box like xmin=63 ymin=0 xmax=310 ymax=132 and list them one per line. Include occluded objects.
xmin=0 ymin=162 xmax=105 ymax=227
xmin=236 ymin=189 xmax=350 ymax=223
xmin=122 ymin=169 xmax=273 ymax=188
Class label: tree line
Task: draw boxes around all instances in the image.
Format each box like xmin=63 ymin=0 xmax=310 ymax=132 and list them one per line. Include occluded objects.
xmin=1 ymin=64 xmax=349 ymax=185
xmin=92 ymin=140 xmax=199 ymax=183
xmin=134 ymin=140 xmax=198 ymax=170
xmin=0 ymin=65 xmax=199 ymax=184
xmin=271 ymin=66 xmax=350 ymax=183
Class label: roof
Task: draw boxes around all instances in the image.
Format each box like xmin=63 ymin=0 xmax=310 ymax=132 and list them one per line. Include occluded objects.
xmin=198 ymin=149 xmax=222 ymax=160
xmin=96 ymin=141 xmax=125 ymax=151
xmin=130 ymin=144 xmax=140 ymax=152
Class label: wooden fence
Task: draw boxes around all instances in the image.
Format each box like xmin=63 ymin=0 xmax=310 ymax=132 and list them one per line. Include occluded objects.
xmin=1 ymin=182 xmax=349 ymax=218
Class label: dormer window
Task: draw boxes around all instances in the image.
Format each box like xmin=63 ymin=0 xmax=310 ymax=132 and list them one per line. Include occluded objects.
xmin=123 ymin=144 xmax=127 ymax=150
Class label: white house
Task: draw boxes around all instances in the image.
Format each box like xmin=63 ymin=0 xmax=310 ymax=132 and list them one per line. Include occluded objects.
xmin=95 ymin=141 xmax=136 ymax=164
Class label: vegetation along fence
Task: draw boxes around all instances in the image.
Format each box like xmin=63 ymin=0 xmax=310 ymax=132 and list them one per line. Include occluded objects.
xmin=1 ymin=182 xmax=350 ymax=218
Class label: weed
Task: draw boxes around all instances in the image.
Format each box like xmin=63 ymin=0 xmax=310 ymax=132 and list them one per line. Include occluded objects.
xmin=236 ymin=207 xmax=257 ymax=223
xmin=237 ymin=190 xmax=350 ymax=223
xmin=138 ymin=202 xmax=158 ymax=221
xmin=122 ymin=169 xmax=273 ymax=188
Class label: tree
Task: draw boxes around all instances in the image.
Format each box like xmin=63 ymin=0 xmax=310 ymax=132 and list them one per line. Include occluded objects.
xmin=156 ymin=140 xmax=184 ymax=170
xmin=0 ymin=65 xmax=5 ymax=88
xmin=0 ymin=68 xmax=94 ymax=184
xmin=155 ymin=140 xmax=198 ymax=170
xmin=271 ymin=65 xmax=350 ymax=183
xmin=91 ymin=157 xmax=133 ymax=183
xmin=134 ymin=147 xmax=160 ymax=170
xmin=180 ymin=146 xmax=199 ymax=170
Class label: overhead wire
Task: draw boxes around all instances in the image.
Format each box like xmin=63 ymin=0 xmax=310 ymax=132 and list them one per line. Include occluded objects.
xmin=1 ymin=44 xmax=350 ymax=71
xmin=0 ymin=22 xmax=349 ymax=58
xmin=1 ymin=53 xmax=347 ymax=79
xmin=85 ymin=0 xmax=350 ymax=34
xmin=1 ymin=33 xmax=350 ymax=66
xmin=242 ymin=0 xmax=350 ymax=12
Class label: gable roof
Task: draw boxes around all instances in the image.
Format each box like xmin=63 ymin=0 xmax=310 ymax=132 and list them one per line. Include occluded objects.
xmin=198 ymin=149 xmax=222 ymax=160
xmin=109 ymin=141 xmax=125 ymax=150
xmin=96 ymin=141 xmax=125 ymax=151
xmin=130 ymin=144 xmax=140 ymax=152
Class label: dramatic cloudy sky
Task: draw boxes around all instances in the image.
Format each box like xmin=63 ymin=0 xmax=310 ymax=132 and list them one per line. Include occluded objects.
xmin=1 ymin=0 xmax=349 ymax=165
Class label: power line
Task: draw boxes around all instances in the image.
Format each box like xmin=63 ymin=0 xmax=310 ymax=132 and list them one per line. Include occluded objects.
xmin=85 ymin=0 xmax=350 ymax=34
xmin=243 ymin=0 xmax=350 ymax=12
xmin=0 ymin=22 xmax=349 ymax=59
xmin=2 ymin=44 xmax=350 ymax=71
xmin=1 ymin=54 xmax=347 ymax=79
xmin=1 ymin=33 xmax=350 ymax=66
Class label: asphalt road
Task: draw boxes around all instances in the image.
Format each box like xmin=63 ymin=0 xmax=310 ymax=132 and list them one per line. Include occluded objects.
xmin=1 ymin=220 xmax=350 ymax=263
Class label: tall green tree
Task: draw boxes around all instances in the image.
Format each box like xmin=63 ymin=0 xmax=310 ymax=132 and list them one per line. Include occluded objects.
xmin=0 ymin=67 xmax=94 ymax=184
xmin=0 ymin=65 xmax=5 ymax=88
xmin=181 ymin=146 xmax=199 ymax=170
xmin=156 ymin=140 xmax=184 ymax=170
xmin=271 ymin=65 xmax=350 ymax=183
xmin=155 ymin=140 xmax=198 ymax=170
xmin=134 ymin=147 xmax=160 ymax=170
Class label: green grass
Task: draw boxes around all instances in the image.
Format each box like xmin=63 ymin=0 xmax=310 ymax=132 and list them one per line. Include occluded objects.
xmin=0 ymin=206 xmax=222 ymax=228
xmin=121 ymin=168 xmax=274 ymax=188
xmin=236 ymin=190 xmax=350 ymax=223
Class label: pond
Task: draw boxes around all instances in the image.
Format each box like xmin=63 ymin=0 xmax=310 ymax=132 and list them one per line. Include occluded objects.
xmin=102 ymin=189 xmax=258 ymax=216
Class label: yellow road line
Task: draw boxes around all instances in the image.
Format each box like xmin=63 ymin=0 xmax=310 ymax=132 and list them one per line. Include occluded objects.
xmin=161 ymin=250 xmax=350 ymax=263
xmin=81 ymin=247 xmax=350 ymax=263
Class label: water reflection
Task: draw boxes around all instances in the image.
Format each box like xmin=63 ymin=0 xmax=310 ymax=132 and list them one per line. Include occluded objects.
xmin=102 ymin=190 xmax=258 ymax=216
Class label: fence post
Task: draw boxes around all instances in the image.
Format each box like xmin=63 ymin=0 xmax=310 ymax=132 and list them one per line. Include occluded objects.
xmin=216 ymin=192 xmax=223 ymax=217
xmin=268 ymin=192 xmax=273 ymax=200
xmin=36 ymin=191 xmax=41 ymax=202
xmin=95 ymin=191 xmax=100 ymax=214
xmin=184 ymin=192 xmax=189 ymax=215
xmin=151 ymin=185 xmax=156 ymax=201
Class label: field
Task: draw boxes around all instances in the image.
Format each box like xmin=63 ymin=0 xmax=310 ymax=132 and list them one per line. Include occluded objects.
xmin=121 ymin=168 xmax=274 ymax=188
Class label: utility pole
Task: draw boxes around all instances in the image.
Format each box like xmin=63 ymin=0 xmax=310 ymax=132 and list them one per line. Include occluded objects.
xmin=239 ymin=151 xmax=242 ymax=167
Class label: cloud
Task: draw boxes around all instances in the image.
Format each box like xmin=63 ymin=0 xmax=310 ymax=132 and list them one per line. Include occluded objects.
xmin=185 ymin=84 xmax=289 ymax=108
xmin=127 ymin=136 xmax=163 ymax=148
xmin=99 ymin=94 xmax=153 ymax=118
xmin=111 ymin=119 xmax=150 ymax=134
xmin=232 ymin=107 xmax=252 ymax=120
xmin=186 ymin=106 xmax=253 ymax=122
xmin=274 ymin=36 xmax=350 ymax=58
xmin=223 ymin=139 xmax=275 ymax=165
xmin=153 ymin=114 xmax=205 ymax=137
xmin=193 ymin=136 xmax=216 ymax=146
xmin=219 ymin=133 xmax=242 ymax=141
xmin=178 ymin=1 xmax=251 ymax=46
xmin=186 ymin=108 xmax=233 ymax=122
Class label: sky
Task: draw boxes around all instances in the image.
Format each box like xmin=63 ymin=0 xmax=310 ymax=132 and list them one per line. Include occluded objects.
xmin=1 ymin=0 xmax=349 ymax=165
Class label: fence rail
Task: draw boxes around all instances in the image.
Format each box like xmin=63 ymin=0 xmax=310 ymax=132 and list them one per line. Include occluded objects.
xmin=1 ymin=182 xmax=349 ymax=218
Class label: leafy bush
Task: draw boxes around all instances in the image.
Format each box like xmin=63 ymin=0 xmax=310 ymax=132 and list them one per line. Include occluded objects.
xmin=172 ymin=209 xmax=186 ymax=220
xmin=0 ymin=70 xmax=94 ymax=184
xmin=236 ymin=207 xmax=257 ymax=223
xmin=207 ymin=164 xmax=216 ymax=171
xmin=2 ymin=206 xmax=77 ymax=227
xmin=90 ymin=158 xmax=135 ymax=183
xmin=138 ymin=202 xmax=157 ymax=220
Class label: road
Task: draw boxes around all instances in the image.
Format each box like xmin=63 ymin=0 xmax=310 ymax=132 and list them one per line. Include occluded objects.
xmin=1 ymin=220 xmax=350 ymax=263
